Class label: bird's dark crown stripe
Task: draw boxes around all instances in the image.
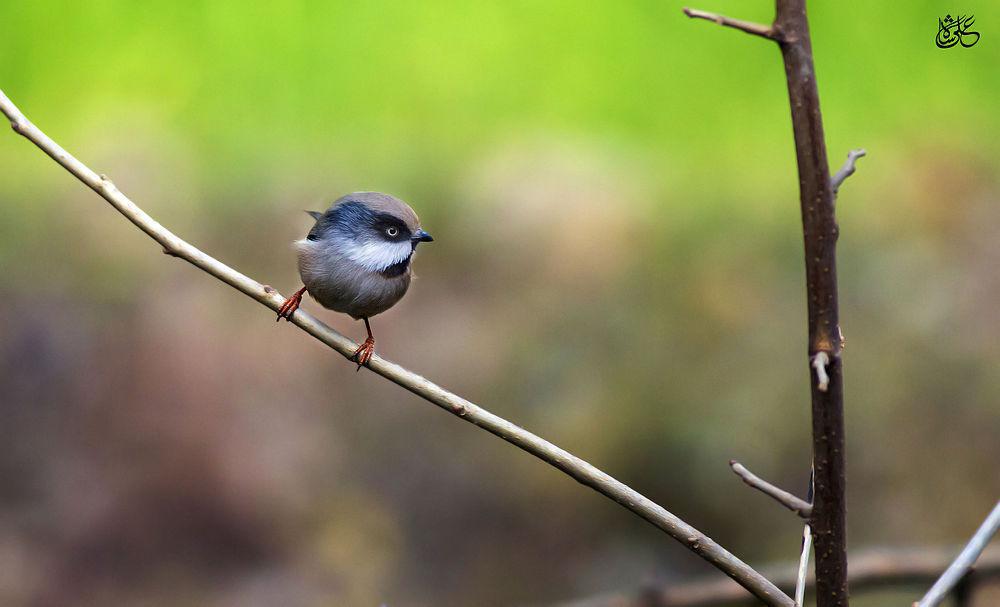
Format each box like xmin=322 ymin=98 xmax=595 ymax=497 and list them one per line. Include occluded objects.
xmin=307 ymin=201 xmax=410 ymax=241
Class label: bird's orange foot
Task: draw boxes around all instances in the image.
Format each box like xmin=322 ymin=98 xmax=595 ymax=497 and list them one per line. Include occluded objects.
xmin=352 ymin=337 xmax=375 ymax=371
xmin=276 ymin=287 xmax=306 ymax=322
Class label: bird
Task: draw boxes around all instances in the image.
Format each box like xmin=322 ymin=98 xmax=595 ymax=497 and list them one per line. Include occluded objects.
xmin=276 ymin=191 xmax=433 ymax=369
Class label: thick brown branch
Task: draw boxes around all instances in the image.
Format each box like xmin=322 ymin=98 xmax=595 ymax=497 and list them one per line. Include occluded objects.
xmin=0 ymin=88 xmax=794 ymax=607
xmin=729 ymin=461 xmax=812 ymax=518
xmin=773 ymin=1 xmax=849 ymax=605
xmin=831 ymin=149 xmax=866 ymax=196
xmin=682 ymin=7 xmax=777 ymax=41
xmin=684 ymin=0 xmax=856 ymax=607
xmin=558 ymin=547 xmax=1000 ymax=607
xmin=684 ymin=2 xmax=849 ymax=604
xmin=671 ymin=8 xmax=862 ymax=603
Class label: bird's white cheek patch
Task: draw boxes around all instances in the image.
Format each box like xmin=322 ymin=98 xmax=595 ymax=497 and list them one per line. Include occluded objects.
xmin=345 ymin=240 xmax=413 ymax=272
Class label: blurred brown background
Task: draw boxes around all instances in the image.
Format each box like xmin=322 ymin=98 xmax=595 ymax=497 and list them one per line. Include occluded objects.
xmin=1 ymin=1 xmax=998 ymax=606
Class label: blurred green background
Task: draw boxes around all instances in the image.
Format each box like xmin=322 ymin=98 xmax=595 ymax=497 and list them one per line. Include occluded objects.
xmin=1 ymin=1 xmax=998 ymax=606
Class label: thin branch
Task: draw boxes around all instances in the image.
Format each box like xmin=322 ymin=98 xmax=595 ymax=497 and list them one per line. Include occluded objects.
xmin=557 ymin=547 xmax=1000 ymax=607
xmin=831 ymin=148 xmax=866 ymax=196
xmin=682 ymin=7 xmax=777 ymax=41
xmin=794 ymin=466 xmax=816 ymax=606
xmin=916 ymin=501 xmax=1000 ymax=607
xmin=795 ymin=525 xmax=812 ymax=606
xmin=0 ymin=88 xmax=794 ymax=607
xmin=730 ymin=461 xmax=812 ymax=518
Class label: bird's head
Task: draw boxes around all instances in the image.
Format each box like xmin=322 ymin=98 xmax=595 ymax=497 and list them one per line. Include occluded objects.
xmin=305 ymin=192 xmax=433 ymax=274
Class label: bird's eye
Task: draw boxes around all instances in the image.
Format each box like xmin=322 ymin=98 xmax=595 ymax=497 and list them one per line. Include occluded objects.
xmin=385 ymin=227 xmax=399 ymax=238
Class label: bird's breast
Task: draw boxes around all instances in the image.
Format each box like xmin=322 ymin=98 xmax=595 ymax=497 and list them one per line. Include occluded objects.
xmin=296 ymin=239 xmax=412 ymax=319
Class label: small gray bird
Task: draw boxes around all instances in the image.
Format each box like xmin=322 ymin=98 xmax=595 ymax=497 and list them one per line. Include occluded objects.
xmin=276 ymin=192 xmax=433 ymax=368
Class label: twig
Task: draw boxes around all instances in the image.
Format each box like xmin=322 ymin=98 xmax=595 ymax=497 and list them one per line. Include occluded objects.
xmin=831 ymin=149 xmax=866 ymax=196
xmin=794 ymin=466 xmax=816 ymax=606
xmin=812 ymin=352 xmax=830 ymax=392
xmin=556 ymin=547 xmax=1000 ymax=607
xmin=795 ymin=525 xmax=813 ymax=606
xmin=682 ymin=7 xmax=777 ymax=41
xmin=0 ymin=88 xmax=794 ymax=607
xmin=729 ymin=461 xmax=812 ymax=518
xmin=916 ymin=501 xmax=1000 ymax=607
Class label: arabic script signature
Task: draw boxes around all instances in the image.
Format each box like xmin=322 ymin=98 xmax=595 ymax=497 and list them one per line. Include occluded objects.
xmin=936 ymin=14 xmax=981 ymax=48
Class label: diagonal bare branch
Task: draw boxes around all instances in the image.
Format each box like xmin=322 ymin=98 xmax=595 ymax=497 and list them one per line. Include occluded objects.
xmin=831 ymin=148 xmax=866 ymax=195
xmin=0 ymin=88 xmax=794 ymax=607
xmin=916 ymin=501 xmax=1000 ymax=607
xmin=682 ymin=7 xmax=778 ymax=41
xmin=730 ymin=461 xmax=813 ymax=518
xmin=556 ymin=547 xmax=1000 ymax=607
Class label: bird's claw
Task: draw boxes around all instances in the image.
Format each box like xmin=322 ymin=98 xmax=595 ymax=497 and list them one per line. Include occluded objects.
xmin=352 ymin=337 xmax=376 ymax=371
xmin=276 ymin=288 xmax=305 ymax=322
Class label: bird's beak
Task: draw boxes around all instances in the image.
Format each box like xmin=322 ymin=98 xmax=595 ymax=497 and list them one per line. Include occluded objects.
xmin=413 ymin=230 xmax=434 ymax=243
